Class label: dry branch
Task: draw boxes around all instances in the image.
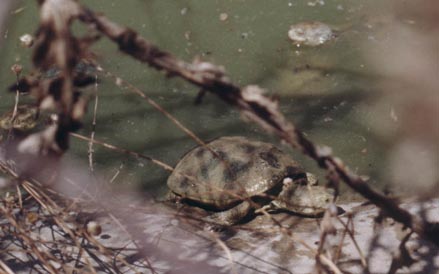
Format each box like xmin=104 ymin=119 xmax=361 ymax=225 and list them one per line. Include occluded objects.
xmin=8 ymin=0 xmax=96 ymax=155
xmin=75 ymin=2 xmax=438 ymax=246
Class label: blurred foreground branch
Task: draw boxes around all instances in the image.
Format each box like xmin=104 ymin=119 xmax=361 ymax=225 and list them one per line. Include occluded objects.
xmin=75 ymin=2 xmax=438 ymax=245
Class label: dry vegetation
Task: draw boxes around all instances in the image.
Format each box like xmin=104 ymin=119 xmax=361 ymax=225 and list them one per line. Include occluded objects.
xmin=0 ymin=0 xmax=438 ymax=273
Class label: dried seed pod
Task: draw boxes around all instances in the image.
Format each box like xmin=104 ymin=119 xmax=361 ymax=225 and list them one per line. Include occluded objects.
xmin=26 ymin=212 xmax=39 ymax=224
xmin=19 ymin=33 xmax=34 ymax=48
xmin=86 ymin=221 xmax=102 ymax=236
xmin=11 ymin=64 xmax=23 ymax=75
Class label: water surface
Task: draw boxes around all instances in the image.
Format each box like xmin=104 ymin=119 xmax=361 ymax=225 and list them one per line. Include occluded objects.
xmin=0 ymin=0 xmax=396 ymax=200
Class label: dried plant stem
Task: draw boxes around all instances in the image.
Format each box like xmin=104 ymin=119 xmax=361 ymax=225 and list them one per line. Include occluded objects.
xmin=23 ymin=176 xmax=148 ymax=273
xmin=0 ymin=259 xmax=15 ymax=274
xmin=81 ymin=231 xmax=146 ymax=274
xmin=109 ymin=163 xmax=123 ymax=183
xmin=71 ymin=132 xmax=266 ymax=206
xmin=15 ymin=184 xmax=23 ymax=209
xmin=317 ymin=254 xmax=343 ymax=274
xmin=70 ymin=132 xmax=174 ymax=172
xmin=21 ymin=178 xmax=146 ymax=273
xmin=335 ymin=215 xmax=367 ymax=268
xmin=0 ymin=206 xmax=59 ymax=274
xmin=100 ymin=66 xmax=257 ymax=200
xmin=208 ymin=231 xmax=237 ymax=274
xmin=11 ymin=90 xmax=19 ymax=120
xmin=97 ymin=66 xmax=222 ymax=158
xmin=10 ymin=73 xmax=20 ymax=121
xmin=62 ymin=176 xmax=158 ymax=274
xmin=253 ymin=209 xmax=343 ymax=274
xmin=20 ymin=181 xmax=98 ymax=274
xmin=88 ymin=74 xmax=99 ymax=172
xmin=7 ymin=71 xmax=21 ymax=141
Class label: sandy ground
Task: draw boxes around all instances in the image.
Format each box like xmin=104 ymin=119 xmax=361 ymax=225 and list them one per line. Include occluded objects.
xmin=2 ymin=193 xmax=438 ymax=274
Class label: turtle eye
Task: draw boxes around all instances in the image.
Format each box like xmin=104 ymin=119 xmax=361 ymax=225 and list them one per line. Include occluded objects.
xmin=282 ymin=177 xmax=293 ymax=186
xmin=292 ymin=173 xmax=308 ymax=185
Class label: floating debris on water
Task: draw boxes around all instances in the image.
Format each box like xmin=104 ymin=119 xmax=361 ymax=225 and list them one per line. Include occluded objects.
xmin=390 ymin=107 xmax=398 ymax=122
xmin=184 ymin=31 xmax=191 ymax=40
xmin=10 ymin=63 xmax=22 ymax=75
xmin=307 ymin=0 xmax=325 ymax=7
xmin=19 ymin=33 xmax=34 ymax=48
xmin=323 ymin=116 xmax=333 ymax=122
xmin=219 ymin=13 xmax=228 ymax=22
xmin=288 ymin=21 xmax=334 ymax=46
xmin=11 ymin=7 xmax=26 ymax=15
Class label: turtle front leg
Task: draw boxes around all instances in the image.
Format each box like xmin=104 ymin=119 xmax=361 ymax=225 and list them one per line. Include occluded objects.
xmin=204 ymin=201 xmax=252 ymax=226
xmin=254 ymin=202 xmax=277 ymax=214
xmin=166 ymin=191 xmax=181 ymax=203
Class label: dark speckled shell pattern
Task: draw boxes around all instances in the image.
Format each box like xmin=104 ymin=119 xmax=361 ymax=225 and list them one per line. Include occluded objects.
xmin=167 ymin=136 xmax=305 ymax=209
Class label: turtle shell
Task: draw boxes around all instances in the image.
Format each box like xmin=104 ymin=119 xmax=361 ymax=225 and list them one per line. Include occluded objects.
xmin=167 ymin=136 xmax=305 ymax=209
xmin=0 ymin=105 xmax=39 ymax=131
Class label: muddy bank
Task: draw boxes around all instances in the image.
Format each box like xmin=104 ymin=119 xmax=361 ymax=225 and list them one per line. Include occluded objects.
xmin=2 ymin=193 xmax=438 ymax=273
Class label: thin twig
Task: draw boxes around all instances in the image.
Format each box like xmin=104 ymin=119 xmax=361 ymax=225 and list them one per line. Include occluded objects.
xmin=335 ymin=214 xmax=367 ymax=268
xmin=0 ymin=258 xmax=16 ymax=274
xmin=7 ymin=65 xmax=21 ymax=141
xmin=10 ymin=66 xmax=21 ymax=122
xmin=88 ymin=74 xmax=99 ymax=172
xmin=99 ymin=67 xmax=207 ymax=146
xmin=62 ymin=176 xmax=158 ymax=274
xmin=109 ymin=163 xmax=123 ymax=183
xmin=70 ymin=132 xmax=273 ymax=207
xmin=208 ymin=231 xmax=237 ymax=274
xmin=0 ymin=206 xmax=59 ymax=274
xmin=20 ymin=181 xmax=98 ymax=274
xmin=15 ymin=184 xmax=23 ymax=209
xmin=317 ymin=254 xmax=343 ymax=274
xmin=70 ymin=132 xmax=174 ymax=172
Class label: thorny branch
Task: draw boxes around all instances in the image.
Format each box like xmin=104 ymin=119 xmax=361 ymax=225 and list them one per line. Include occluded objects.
xmin=74 ymin=2 xmax=439 ymax=245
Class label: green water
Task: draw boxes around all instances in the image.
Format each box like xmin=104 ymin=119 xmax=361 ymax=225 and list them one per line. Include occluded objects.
xmin=0 ymin=0 xmax=391 ymax=199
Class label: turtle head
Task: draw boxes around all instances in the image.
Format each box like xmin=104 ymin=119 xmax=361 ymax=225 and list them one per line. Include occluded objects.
xmin=271 ymin=173 xmax=335 ymax=217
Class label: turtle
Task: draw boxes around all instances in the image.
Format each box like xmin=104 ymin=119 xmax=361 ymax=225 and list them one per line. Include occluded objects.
xmin=288 ymin=21 xmax=335 ymax=46
xmin=167 ymin=136 xmax=335 ymax=226
xmin=0 ymin=104 xmax=59 ymax=145
xmin=0 ymin=105 xmax=39 ymax=132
